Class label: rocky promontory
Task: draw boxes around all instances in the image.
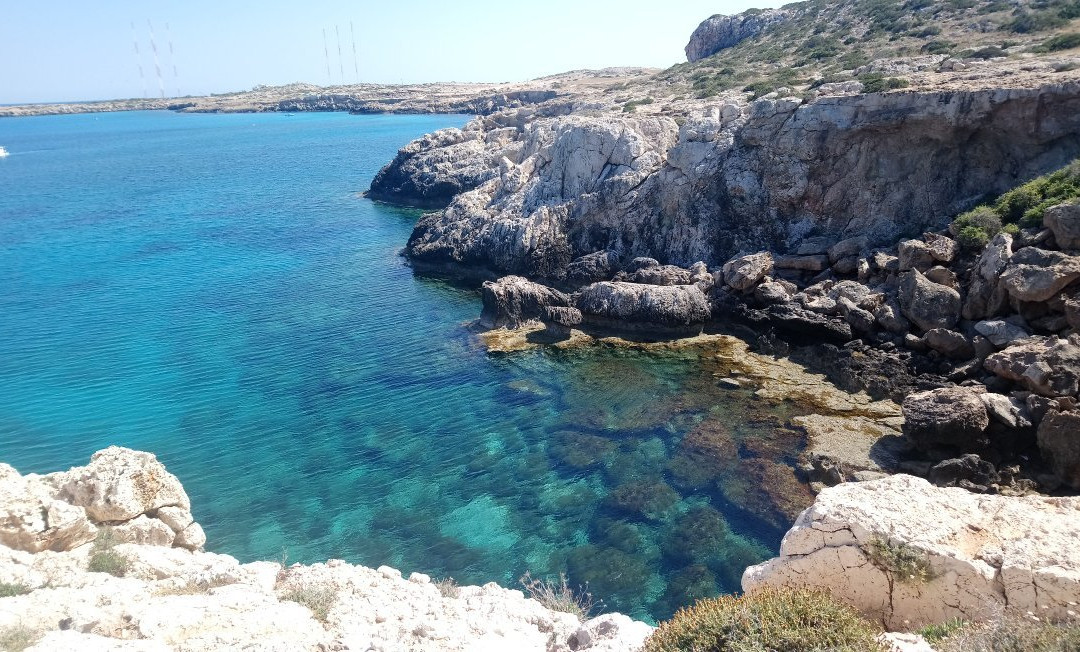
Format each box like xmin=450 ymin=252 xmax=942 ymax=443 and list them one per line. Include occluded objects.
xmin=0 ymin=448 xmax=654 ymax=651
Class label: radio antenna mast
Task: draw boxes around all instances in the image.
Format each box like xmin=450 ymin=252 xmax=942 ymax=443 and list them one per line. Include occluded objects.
xmin=350 ymin=21 xmax=359 ymax=83
xmin=335 ymin=25 xmax=344 ymax=85
xmin=148 ymin=19 xmax=165 ymax=98
xmin=131 ymin=22 xmax=147 ymax=98
xmin=166 ymin=22 xmax=180 ymax=97
xmin=322 ymin=28 xmax=332 ymax=86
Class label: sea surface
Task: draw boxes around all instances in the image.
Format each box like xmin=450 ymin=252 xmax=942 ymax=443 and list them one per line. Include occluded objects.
xmin=0 ymin=111 xmax=806 ymax=622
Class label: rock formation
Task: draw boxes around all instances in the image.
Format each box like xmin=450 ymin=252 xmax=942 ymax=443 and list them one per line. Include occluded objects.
xmin=742 ymin=474 xmax=1080 ymax=630
xmin=685 ymin=10 xmax=792 ymax=62
xmin=0 ymin=449 xmax=653 ymax=651
xmin=399 ymin=84 xmax=1080 ymax=277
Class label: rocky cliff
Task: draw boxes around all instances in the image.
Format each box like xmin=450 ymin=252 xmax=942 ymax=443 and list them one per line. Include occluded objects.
xmin=0 ymin=448 xmax=653 ymax=651
xmin=395 ymin=83 xmax=1080 ymax=278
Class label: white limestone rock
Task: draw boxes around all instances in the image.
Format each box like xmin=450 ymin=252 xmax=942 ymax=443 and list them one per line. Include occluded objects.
xmin=0 ymin=464 xmax=96 ymax=553
xmin=56 ymin=447 xmax=190 ymax=523
xmin=742 ymin=474 xmax=1080 ymax=629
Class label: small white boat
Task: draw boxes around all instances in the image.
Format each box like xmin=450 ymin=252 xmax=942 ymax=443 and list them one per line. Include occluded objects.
xmin=0 ymin=146 xmax=8 ymax=158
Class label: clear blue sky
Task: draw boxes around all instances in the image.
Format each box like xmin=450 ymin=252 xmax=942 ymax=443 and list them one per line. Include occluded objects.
xmin=0 ymin=1 xmax=779 ymax=104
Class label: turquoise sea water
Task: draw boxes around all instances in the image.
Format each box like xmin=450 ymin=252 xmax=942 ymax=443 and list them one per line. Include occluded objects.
xmin=0 ymin=111 xmax=804 ymax=622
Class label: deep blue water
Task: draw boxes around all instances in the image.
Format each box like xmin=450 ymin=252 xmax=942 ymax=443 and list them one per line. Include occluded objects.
xmin=0 ymin=110 xmax=803 ymax=622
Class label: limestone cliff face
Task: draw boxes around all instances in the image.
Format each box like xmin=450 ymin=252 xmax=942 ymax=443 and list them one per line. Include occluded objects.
xmin=394 ymin=82 xmax=1080 ymax=278
xmin=684 ymin=10 xmax=792 ymax=62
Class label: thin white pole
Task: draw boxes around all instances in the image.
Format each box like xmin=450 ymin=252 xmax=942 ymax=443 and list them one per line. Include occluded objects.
xmin=323 ymin=28 xmax=332 ymax=86
xmin=335 ymin=25 xmax=344 ymax=85
xmin=131 ymin=22 xmax=147 ymax=98
xmin=148 ymin=19 xmax=165 ymax=98
xmin=350 ymin=21 xmax=359 ymax=83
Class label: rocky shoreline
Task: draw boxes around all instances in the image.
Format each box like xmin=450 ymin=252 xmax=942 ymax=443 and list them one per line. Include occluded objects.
xmin=368 ymin=77 xmax=1080 ymax=499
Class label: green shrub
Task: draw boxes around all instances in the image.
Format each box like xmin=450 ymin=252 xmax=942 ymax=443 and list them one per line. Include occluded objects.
xmin=919 ymin=618 xmax=968 ymax=643
xmin=87 ymin=528 xmax=131 ymax=577
xmin=1037 ymin=33 xmax=1080 ymax=52
xmin=520 ymin=571 xmax=597 ymax=621
xmin=0 ymin=625 xmax=39 ymax=652
xmin=622 ymin=97 xmax=655 ymax=113
xmin=860 ymin=74 xmax=910 ymax=92
xmin=281 ymin=584 xmax=337 ymax=622
xmin=934 ymin=613 xmax=1080 ymax=651
xmin=866 ymin=538 xmax=936 ymax=583
xmin=643 ymin=587 xmax=885 ymax=652
xmin=1004 ymin=10 xmax=1068 ymax=34
xmin=923 ymin=40 xmax=956 ymax=54
xmin=0 ymin=583 xmax=31 ymax=598
xmin=967 ymin=45 xmax=1007 ymax=59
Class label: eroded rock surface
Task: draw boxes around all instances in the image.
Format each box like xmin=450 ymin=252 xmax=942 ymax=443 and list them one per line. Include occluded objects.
xmin=743 ymin=475 xmax=1080 ymax=629
xmin=0 ymin=451 xmax=654 ymax=652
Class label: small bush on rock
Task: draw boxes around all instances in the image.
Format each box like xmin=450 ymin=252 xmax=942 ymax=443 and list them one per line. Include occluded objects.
xmin=0 ymin=624 xmax=39 ymax=652
xmin=520 ymin=571 xmax=597 ymax=621
xmin=1036 ymin=33 xmax=1080 ymax=52
xmin=434 ymin=577 xmax=460 ymax=598
xmin=935 ymin=612 xmax=1080 ymax=651
xmin=87 ymin=528 xmax=131 ymax=577
xmin=281 ymin=584 xmax=337 ymax=623
xmin=866 ymin=537 xmax=936 ymax=584
xmin=0 ymin=583 xmax=31 ymax=598
xmin=951 ymin=206 xmax=1003 ymax=248
xmin=919 ymin=618 xmax=968 ymax=643
xmin=642 ymin=587 xmax=885 ymax=652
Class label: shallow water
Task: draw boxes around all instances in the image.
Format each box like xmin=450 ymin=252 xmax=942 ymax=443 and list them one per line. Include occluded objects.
xmin=0 ymin=111 xmax=809 ymax=622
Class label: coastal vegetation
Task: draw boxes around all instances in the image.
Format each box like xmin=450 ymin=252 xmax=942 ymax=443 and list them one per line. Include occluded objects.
xmin=659 ymin=0 xmax=1080 ymax=100
xmin=642 ymin=588 xmax=884 ymax=652
xmin=86 ymin=529 xmax=131 ymax=577
xmin=519 ymin=571 xmax=599 ymax=621
xmin=951 ymin=158 xmax=1080 ymax=247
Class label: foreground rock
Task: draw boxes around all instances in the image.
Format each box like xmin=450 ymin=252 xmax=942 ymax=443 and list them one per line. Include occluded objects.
xmin=743 ymin=474 xmax=1080 ymax=630
xmin=1 ymin=447 xmax=202 ymax=555
xmin=480 ymin=275 xmax=571 ymax=329
xmin=0 ymin=450 xmax=653 ymax=651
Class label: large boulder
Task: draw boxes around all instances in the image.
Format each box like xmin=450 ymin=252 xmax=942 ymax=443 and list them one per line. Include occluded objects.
xmin=630 ymin=264 xmax=693 ymax=286
xmin=898 ymin=270 xmax=961 ymax=332
xmin=0 ymin=464 xmax=96 ymax=553
xmin=576 ymin=282 xmax=711 ymax=333
xmin=962 ymin=233 xmax=1013 ymax=321
xmin=1037 ymin=409 xmax=1080 ymax=489
xmin=479 ymin=276 xmax=571 ymax=329
xmin=983 ymin=335 xmax=1080 ymax=397
xmin=743 ymin=475 xmax=1080 ymax=629
xmin=1044 ymin=201 xmax=1080 ymax=250
xmin=898 ymin=239 xmax=935 ymax=273
xmin=56 ymin=447 xmax=191 ymax=523
xmin=721 ymin=252 xmax=773 ymax=291
xmin=923 ymin=329 xmax=974 ymax=360
xmin=764 ymin=304 xmax=853 ymax=344
xmin=1000 ymin=247 xmax=1080 ymax=303
xmin=565 ymin=250 xmax=620 ymax=286
xmin=685 ymin=9 xmax=791 ymax=61
xmin=901 ymin=387 xmax=989 ymax=451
